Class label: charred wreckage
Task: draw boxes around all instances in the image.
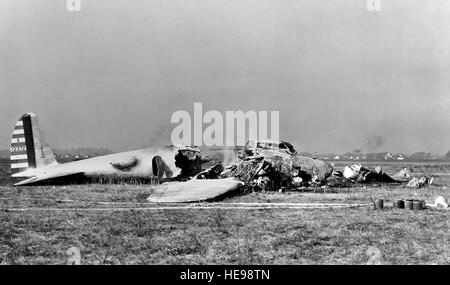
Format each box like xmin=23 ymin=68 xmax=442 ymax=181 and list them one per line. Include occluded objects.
xmin=200 ymin=140 xmax=432 ymax=190
xmin=146 ymin=139 xmax=434 ymax=203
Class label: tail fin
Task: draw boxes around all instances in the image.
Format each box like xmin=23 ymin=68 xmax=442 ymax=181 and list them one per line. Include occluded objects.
xmin=10 ymin=113 xmax=57 ymax=175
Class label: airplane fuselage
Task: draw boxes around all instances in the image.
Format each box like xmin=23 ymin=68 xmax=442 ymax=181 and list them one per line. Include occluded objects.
xmin=12 ymin=147 xmax=182 ymax=184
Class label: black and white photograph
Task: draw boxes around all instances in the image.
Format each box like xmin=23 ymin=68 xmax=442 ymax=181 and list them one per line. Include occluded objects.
xmin=0 ymin=0 xmax=449 ymax=270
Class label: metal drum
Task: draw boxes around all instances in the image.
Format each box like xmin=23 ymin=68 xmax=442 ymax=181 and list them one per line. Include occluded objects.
xmin=393 ymin=199 xmax=405 ymax=209
xmin=420 ymin=200 xmax=426 ymax=209
xmin=374 ymin=198 xmax=384 ymax=210
xmin=413 ymin=200 xmax=424 ymax=210
xmin=404 ymin=199 xmax=414 ymax=210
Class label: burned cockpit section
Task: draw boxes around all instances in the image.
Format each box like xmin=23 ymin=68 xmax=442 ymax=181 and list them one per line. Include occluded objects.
xmin=220 ymin=154 xmax=333 ymax=191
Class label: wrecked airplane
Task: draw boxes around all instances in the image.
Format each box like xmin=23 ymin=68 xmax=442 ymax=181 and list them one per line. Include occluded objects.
xmin=147 ymin=139 xmax=334 ymax=202
xmin=11 ymin=113 xmax=432 ymax=203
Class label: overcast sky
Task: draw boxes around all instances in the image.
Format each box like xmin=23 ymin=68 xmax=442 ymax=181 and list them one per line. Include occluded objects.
xmin=1 ymin=0 xmax=449 ymax=154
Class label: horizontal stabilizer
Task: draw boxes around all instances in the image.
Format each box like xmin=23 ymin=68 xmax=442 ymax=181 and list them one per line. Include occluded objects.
xmin=14 ymin=172 xmax=84 ymax=186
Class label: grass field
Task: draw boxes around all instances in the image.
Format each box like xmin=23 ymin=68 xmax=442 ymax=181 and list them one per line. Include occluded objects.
xmin=0 ymin=160 xmax=449 ymax=264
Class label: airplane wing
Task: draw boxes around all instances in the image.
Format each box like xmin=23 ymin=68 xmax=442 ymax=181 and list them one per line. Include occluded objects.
xmin=14 ymin=172 xmax=85 ymax=186
xmin=147 ymin=178 xmax=244 ymax=203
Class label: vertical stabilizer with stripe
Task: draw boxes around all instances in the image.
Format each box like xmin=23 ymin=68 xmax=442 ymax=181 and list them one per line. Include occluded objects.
xmin=10 ymin=113 xmax=57 ymax=175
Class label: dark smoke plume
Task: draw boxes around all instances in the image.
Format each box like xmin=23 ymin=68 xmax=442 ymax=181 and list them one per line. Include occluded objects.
xmin=362 ymin=135 xmax=384 ymax=152
xmin=146 ymin=124 xmax=172 ymax=147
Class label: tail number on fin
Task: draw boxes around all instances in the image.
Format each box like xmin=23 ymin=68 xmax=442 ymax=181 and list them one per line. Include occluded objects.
xmin=11 ymin=145 xmax=27 ymax=153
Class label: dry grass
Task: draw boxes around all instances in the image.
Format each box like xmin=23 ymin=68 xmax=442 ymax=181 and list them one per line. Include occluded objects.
xmin=0 ymin=161 xmax=449 ymax=264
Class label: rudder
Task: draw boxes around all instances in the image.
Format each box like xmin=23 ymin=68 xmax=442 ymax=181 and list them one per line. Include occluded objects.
xmin=10 ymin=113 xmax=57 ymax=175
